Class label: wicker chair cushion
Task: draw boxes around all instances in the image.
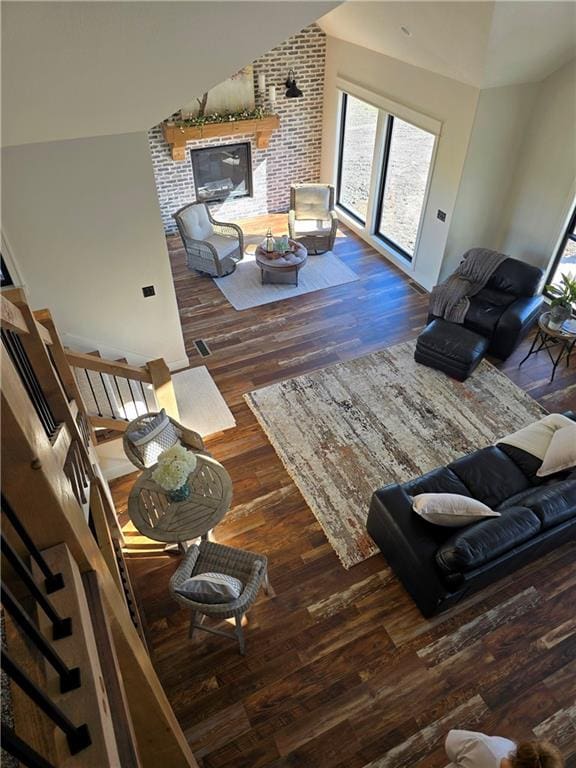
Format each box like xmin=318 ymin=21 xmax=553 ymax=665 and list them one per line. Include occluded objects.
xmin=292 ymin=219 xmax=332 ymax=235
xmin=294 ymin=185 xmax=331 ymax=219
xmin=126 ymin=410 xmax=179 ymax=467
xmin=174 ymin=572 xmax=243 ymax=604
xmin=206 ymin=234 xmax=240 ymax=260
xmin=179 ymin=204 xmax=214 ymax=240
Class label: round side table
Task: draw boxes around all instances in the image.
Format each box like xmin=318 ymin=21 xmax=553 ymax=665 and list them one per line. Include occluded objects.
xmin=518 ymin=311 xmax=576 ymax=383
xmin=128 ymin=454 xmax=232 ymax=545
xmin=255 ymin=241 xmax=308 ymax=286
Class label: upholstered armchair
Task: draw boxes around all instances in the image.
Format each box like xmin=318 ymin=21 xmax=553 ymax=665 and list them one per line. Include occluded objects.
xmin=288 ymin=184 xmax=338 ymax=254
xmin=428 ymin=256 xmax=544 ymax=360
xmin=173 ymin=202 xmax=244 ymax=277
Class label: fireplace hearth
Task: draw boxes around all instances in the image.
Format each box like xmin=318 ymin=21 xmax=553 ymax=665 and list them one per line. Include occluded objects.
xmin=190 ymin=142 xmax=253 ymax=203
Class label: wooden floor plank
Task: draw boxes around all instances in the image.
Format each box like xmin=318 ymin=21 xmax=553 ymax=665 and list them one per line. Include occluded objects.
xmin=111 ymin=218 xmax=576 ymax=767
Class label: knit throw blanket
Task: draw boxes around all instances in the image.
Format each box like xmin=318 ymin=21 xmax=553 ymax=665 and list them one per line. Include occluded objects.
xmin=429 ymin=248 xmax=508 ymax=323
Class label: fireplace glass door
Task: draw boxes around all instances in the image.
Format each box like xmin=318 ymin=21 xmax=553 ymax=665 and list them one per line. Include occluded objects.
xmin=190 ymin=143 xmax=253 ymax=203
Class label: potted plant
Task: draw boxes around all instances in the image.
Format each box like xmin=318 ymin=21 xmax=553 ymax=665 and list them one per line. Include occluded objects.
xmin=152 ymin=444 xmax=197 ymax=502
xmin=545 ymin=272 xmax=576 ymax=330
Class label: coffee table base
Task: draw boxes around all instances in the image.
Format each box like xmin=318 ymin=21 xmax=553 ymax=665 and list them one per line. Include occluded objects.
xmin=260 ymin=267 xmax=301 ymax=286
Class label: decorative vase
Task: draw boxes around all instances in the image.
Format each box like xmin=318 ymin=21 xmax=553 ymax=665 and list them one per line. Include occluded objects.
xmin=168 ymin=483 xmax=190 ymax=502
xmin=548 ymin=303 xmax=571 ymax=330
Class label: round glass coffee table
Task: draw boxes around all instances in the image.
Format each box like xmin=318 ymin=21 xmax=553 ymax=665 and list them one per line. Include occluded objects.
xmin=255 ymin=240 xmax=308 ymax=286
xmin=519 ymin=311 xmax=576 ymax=382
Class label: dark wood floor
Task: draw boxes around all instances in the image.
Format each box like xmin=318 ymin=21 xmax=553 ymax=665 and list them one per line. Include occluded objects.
xmin=112 ymin=218 xmax=576 ymax=768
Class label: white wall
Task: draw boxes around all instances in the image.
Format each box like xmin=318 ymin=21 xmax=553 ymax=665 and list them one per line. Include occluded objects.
xmin=1 ymin=1 xmax=338 ymax=147
xmin=441 ymin=82 xmax=539 ymax=280
xmin=499 ymin=58 xmax=576 ymax=270
xmin=2 ymin=132 xmax=189 ymax=368
xmin=320 ymin=36 xmax=479 ymax=289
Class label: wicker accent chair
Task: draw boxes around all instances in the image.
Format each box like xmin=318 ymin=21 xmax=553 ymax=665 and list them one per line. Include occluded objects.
xmin=288 ymin=184 xmax=338 ymax=253
xmin=123 ymin=411 xmax=206 ymax=471
xmin=173 ymin=202 xmax=244 ymax=277
xmin=169 ymin=541 xmax=270 ymax=655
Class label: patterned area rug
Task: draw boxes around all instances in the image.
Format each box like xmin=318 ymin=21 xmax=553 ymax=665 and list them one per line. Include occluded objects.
xmin=212 ymin=244 xmax=358 ymax=311
xmin=245 ymin=340 xmax=545 ymax=568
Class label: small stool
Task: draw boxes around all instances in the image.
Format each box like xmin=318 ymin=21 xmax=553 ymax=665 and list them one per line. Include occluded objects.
xmin=415 ymin=319 xmax=489 ymax=381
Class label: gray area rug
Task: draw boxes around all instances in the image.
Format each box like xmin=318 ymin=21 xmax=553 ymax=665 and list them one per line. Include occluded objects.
xmin=245 ymin=340 xmax=545 ymax=568
xmin=212 ymin=246 xmax=358 ymax=310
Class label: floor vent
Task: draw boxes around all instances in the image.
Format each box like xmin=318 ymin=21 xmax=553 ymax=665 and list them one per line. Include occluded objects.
xmin=194 ymin=339 xmax=211 ymax=357
xmin=408 ymin=280 xmax=428 ymax=296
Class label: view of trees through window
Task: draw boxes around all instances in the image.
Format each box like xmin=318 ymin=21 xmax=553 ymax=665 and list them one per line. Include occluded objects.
xmin=336 ymin=94 xmax=378 ymax=222
xmin=336 ymin=92 xmax=435 ymax=261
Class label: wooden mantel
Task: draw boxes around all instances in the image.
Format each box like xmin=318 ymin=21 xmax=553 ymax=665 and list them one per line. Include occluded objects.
xmin=162 ymin=115 xmax=280 ymax=161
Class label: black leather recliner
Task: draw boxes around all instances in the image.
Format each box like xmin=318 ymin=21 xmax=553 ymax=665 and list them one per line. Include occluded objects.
xmin=366 ymin=414 xmax=576 ymax=617
xmin=428 ymin=257 xmax=545 ymax=360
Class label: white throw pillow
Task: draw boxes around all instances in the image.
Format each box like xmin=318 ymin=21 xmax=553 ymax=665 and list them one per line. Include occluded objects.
xmin=498 ymin=413 xmax=574 ymax=460
xmin=536 ymin=423 xmax=576 ymax=477
xmin=412 ymin=493 xmax=500 ymax=527
xmin=174 ymin=572 xmax=243 ymax=604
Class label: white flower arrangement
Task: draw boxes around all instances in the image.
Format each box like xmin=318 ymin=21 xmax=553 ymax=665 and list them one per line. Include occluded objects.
xmin=151 ymin=445 xmax=197 ymax=491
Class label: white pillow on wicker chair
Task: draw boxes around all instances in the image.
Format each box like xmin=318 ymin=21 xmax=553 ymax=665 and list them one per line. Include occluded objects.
xmin=175 ymin=572 xmax=243 ymax=604
xmin=126 ymin=410 xmax=179 ymax=467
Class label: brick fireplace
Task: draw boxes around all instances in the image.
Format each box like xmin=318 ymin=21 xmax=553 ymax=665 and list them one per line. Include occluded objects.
xmin=148 ymin=24 xmax=326 ymax=234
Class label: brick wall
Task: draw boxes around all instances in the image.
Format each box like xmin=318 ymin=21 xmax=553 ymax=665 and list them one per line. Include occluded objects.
xmin=148 ymin=24 xmax=326 ymax=234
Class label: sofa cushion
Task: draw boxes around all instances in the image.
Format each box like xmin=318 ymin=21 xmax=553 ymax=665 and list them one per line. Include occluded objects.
xmin=497 ymin=443 xmax=543 ymax=481
xmin=179 ymin=203 xmax=214 ymax=241
xmin=403 ymin=466 xmax=471 ymax=497
xmin=449 ymin=446 xmax=530 ymax=508
xmin=485 ymin=258 xmax=543 ymax=297
xmin=464 ymin=293 xmax=512 ymax=337
xmin=435 ymin=506 xmax=541 ymax=575
xmin=501 ymin=478 xmax=576 ymax=530
xmin=498 ymin=413 xmax=573 ymax=461
xmin=537 ymin=423 xmax=576 ymax=477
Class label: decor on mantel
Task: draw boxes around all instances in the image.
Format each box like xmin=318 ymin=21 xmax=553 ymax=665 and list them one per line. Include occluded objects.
xmin=163 ymin=110 xmax=280 ymax=161
xmin=285 ymin=68 xmax=303 ymax=98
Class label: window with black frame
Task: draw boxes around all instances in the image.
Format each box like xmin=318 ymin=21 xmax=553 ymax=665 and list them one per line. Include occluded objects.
xmin=1 ymin=255 xmax=14 ymax=288
xmin=336 ymin=93 xmax=378 ymax=224
xmin=547 ymin=206 xmax=576 ymax=290
xmin=335 ymin=92 xmax=436 ymax=263
xmin=374 ymin=116 xmax=435 ymax=262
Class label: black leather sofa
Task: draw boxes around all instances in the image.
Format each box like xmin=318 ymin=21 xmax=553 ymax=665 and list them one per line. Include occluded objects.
xmin=367 ymin=416 xmax=576 ymax=617
xmin=428 ymin=256 xmax=544 ymax=360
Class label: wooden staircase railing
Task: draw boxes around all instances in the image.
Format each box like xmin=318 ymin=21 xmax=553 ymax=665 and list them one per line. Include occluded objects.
xmin=63 ymin=342 xmax=180 ymax=434
xmin=1 ymin=289 xmax=198 ymax=768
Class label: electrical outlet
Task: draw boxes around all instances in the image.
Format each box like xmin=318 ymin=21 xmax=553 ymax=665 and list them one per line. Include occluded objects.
xmin=437 ymin=210 xmax=446 ymax=222
xmin=142 ymin=285 xmax=156 ymax=297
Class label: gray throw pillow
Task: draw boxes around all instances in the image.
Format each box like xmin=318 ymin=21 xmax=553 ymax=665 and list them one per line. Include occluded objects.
xmin=175 ymin=572 xmax=243 ymax=604
xmin=126 ymin=409 xmax=179 ymax=466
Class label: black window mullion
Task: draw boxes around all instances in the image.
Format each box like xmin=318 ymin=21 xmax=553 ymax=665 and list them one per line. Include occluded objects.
xmin=546 ymin=205 xmax=576 ymax=290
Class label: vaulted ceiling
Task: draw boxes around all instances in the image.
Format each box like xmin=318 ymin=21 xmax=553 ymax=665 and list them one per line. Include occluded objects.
xmin=319 ymin=1 xmax=576 ymax=88
xmin=1 ymin=1 xmax=338 ymax=147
